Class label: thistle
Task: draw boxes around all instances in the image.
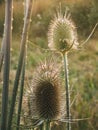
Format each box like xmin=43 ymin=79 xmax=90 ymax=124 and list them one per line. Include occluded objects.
xmin=22 ymin=59 xmax=65 ymax=129
xmin=48 ymin=9 xmax=79 ymax=54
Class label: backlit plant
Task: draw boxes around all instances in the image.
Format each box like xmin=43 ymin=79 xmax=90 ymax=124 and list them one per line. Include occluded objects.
xmin=22 ymin=59 xmax=65 ymax=130
xmin=0 ymin=1 xmax=97 ymax=130
xmin=48 ymin=8 xmax=79 ymax=130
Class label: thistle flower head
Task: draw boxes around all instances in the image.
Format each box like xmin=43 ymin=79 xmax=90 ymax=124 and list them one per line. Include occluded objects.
xmin=48 ymin=9 xmax=79 ymax=53
xmin=23 ymin=59 xmax=65 ymax=123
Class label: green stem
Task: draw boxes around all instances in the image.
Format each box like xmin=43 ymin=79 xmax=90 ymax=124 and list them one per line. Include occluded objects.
xmin=44 ymin=120 xmax=51 ymax=130
xmin=40 ymin=123 xmax=44 ymax=130
xmin=63 ymin=53 xmax=71 ymax=130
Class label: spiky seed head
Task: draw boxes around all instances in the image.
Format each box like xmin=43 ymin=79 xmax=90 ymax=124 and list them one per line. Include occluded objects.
xmin=26 ymin=59 xmax=65 ymax=121
xmin=48 ymin=10 xmax=79 ymax=53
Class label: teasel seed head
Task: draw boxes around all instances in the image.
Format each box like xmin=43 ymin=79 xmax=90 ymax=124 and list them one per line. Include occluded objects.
xmin=48 ymin=9 xmax=79 ymax=54
xmin=27 ymin=59 xmax=65 ymax=121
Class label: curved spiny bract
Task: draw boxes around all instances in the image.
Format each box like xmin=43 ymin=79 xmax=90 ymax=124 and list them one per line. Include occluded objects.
xmin=28 ymin=60 xmax=65 ymax=122
xmin=48 ymin=10 xmax=79 ymax=54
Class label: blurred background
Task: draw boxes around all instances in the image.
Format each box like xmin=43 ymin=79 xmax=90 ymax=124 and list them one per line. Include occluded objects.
xmin=0 ymin=0 xmax=98 ymax=130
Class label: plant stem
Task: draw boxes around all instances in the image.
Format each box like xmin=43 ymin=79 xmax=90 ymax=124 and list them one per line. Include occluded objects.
xmin=40 ymin=123 xmax=44 ymax=130
xmin=7 ymin=1 xmax=33 ymax=129
xmin=0 ymin=0 xmax=12 ymax=130
xmin=44 ymin=120 xmax=51 ymax=130
xmin=16 ymin=58 xmax=25 ymax=130
xmin=63 ymin=53 xmax=71 ymax=130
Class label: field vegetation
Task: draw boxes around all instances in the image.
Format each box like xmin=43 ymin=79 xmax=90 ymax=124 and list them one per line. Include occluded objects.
xmin=0 ymin=0 xmax=98 ymax=130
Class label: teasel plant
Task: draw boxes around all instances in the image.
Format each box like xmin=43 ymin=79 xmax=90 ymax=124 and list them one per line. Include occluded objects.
xmin=47 ymin=5 xmax=98 ymax=130
xmin=22 ymin=59 xmax=67 ymax=130
xmin=47 ymin=6 xmax=80 ymax=130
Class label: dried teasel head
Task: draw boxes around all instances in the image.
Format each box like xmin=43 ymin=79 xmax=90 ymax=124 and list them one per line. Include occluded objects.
xmin=48 ymin=8 xmax=79 ymax=54
xmin=24 ymin=59 xmax=65 ymax=123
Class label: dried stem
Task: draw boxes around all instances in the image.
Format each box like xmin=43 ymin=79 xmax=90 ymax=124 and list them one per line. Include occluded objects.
xmin=16 ymin=58 xmax=25 ymax=130
xmin=81 ymin=23 xmax=98 ymax=45
xmin=0 ymin=0 xmax=13 ymax=130
xmin=16 ymin=0 xmax=29 ymax=129
xmin=7 ymin=0 xmax=33 ymax=129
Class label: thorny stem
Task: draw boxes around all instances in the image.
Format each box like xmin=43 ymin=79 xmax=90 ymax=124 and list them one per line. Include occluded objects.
xmin=63 ymin=53 xmax=71 ymax=130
